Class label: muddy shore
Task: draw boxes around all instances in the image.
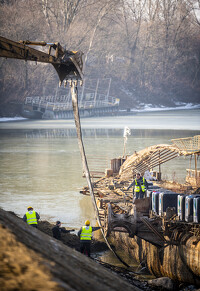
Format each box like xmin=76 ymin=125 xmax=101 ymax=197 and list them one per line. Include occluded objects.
xmin=0 ymin=208 xmax=199 ymax=291
xmin=0 ymin=208 xmax=144 ymax=291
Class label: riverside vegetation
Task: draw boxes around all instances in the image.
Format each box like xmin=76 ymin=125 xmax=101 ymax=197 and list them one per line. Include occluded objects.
xmin=0 ymin=0 xmax=200 ymax=116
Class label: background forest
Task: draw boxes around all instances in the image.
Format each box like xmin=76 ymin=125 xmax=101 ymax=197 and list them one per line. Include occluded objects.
xmin=0 ymin=0 xmax=200 ymax=116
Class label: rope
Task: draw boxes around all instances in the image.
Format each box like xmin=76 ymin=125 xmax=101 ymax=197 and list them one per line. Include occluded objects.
xmin=70 ymin=81 xmax=129 ymax=267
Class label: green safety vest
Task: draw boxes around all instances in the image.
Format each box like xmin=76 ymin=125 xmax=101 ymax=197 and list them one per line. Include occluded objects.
xmin=80 ymin=226 xmax=92 ymax=240
xmin=134 ymin=177 xmax=146 ymax=193
xmin=26 ymin=211 xmax=37 ymax=225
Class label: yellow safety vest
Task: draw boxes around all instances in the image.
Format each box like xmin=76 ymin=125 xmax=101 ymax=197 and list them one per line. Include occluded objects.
xmin=134 ymin=177 xmax=146 ymax=193
xmin=26 ymin=211 xmax=37 ymax=225
xmin=80 ymin=226 xmax=92 ymax=240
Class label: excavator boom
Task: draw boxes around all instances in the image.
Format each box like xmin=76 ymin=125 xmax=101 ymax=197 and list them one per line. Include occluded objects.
xmin=0 ymin=36 xmax=83 ymax=82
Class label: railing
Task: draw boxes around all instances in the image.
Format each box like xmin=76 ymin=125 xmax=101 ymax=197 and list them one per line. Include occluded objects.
xmin=25 ymin=95 xmax=119 ymax=112
xmin=171 ymin=135 xmax=200 ymax=153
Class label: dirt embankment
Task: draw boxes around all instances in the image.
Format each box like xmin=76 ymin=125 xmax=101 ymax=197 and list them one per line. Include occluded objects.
xmin=0 ymin=224 xmax=62 ymax=291
xmin=37 ymin=220 xmax=107 ymax=254
xmin=0 ymin=208 xmax=143 ymax=291
xmin=1 ymin=209 xmax=199 ymax=291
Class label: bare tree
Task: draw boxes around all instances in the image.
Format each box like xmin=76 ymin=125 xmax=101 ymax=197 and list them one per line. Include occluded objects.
xmin=0 ymin=0 xmax=200 ymax=113
xmin=41 ymin=0 xmax=84 ymax=39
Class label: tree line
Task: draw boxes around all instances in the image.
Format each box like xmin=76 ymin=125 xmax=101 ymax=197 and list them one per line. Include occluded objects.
xmin=0 ymin=0 xmax=200 ymax=115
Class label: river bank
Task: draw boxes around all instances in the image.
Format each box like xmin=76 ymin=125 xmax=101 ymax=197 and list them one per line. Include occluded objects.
xmin=0 ymin=208 xmax=143 ymax=291
xmin=1 ymin=208 xmax=200 ymax=291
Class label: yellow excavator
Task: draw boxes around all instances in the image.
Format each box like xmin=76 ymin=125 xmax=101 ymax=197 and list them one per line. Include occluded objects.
xmin=0 ymin=35 xmax=83 ymax=82
xmin=0 ymin=35 xmax=131 ymax=268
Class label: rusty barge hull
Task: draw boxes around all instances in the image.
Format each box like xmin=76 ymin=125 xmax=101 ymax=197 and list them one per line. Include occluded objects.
xmin=96 ymin=179 xmax=200 ymax=286
xmin=90 ymin=177 xmax=200 ymax=286
xmin=108 ymin=232 xmax=200 ymax=285
xmin=80 ymin=136 xmax=200 ymax=285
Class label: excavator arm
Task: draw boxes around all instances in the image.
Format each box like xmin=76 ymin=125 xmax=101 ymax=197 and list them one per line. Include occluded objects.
xmin=0 ymin=36 xmax=83 ymax=82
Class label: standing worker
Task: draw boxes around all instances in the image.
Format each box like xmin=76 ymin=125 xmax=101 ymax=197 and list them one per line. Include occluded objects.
xmin=78 ymin=220 xmax=101 ymax=257
xmin=126 ymin=172 xmax=148 ymax=200
xmin=52 ymin=221 xmax=75 ymax=240
xmin=23 ymin=206 xmax=40 ymax=228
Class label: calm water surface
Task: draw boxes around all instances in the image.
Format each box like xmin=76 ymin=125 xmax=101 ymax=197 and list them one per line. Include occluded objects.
xmin=0 ymin=110 xmax=199 ymax=232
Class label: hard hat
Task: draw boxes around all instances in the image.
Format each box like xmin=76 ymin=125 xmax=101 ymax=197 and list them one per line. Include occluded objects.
xmin=27 ymin=206 xmax=33 ymax=210
xmin=85 ymin=220 xmax=90 ymax=226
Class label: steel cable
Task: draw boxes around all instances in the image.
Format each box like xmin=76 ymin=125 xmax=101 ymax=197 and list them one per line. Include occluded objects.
xmin=70 ymin=82 xmax=129 ymax=267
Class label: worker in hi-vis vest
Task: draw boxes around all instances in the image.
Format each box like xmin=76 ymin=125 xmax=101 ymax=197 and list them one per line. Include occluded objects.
xmin=23 ymin=206 xmax=40 ymax=228
xmin=126 ymin=172 xmax=148 ymax=200
xmin=78 ymin=220 xmax=101 ymax=257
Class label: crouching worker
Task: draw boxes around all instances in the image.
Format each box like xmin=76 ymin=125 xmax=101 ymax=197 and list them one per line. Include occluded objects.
xmin=52 ymin=221 xmax=75 ymax=240
xmin=23 ymin=206 xmax=40 ymax=228
xmin=78 ymin=220 xmax=101 ymax=257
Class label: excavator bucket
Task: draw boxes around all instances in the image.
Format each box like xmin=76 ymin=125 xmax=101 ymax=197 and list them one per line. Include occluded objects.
xmin=0 ymin=36 xmax=83 ymax=82
xmin=52 ymin=50 xmax=83 ymax=83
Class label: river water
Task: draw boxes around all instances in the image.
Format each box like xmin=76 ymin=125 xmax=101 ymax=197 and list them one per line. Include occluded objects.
xmin=0 ymin=109 xmax=199 ymax=248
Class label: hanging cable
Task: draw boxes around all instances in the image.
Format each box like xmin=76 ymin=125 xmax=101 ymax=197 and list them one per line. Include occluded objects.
xmin=70 ymin=80 xmax=129 ymax=267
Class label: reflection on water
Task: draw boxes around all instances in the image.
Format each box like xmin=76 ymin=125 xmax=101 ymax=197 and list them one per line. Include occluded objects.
xmin=0 ymin=131 xmax=95 ymax=228
xmin=0 ymin=111 xmax=199 ymax=228
xmin=0 ymin=126 xmax=199 ymax=225
xmin=1 ymin=127 xmax=199 ymax=139
xmin=0 ymin=111 xmax=199 ymax=276
xmin=0 ymin=108 xmax=200 ymax=130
